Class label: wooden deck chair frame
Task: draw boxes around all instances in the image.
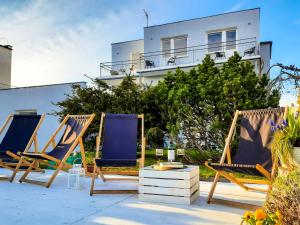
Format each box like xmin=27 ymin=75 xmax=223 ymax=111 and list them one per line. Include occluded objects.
xmin=205 ymin=107 xmax=288 ymax=210
xmin=90 ymin=113 xmax=146 ymax=195
xmin=13 ymin=114 xmax=95 ymax=188
xmin=0 ymin=114 xmax=45 ymax=182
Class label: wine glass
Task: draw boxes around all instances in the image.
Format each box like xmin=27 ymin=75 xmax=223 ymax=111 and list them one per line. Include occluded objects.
xmin=177 ymin=149 xmax=185 ymax=162
xmin=156 ymin=149 xmax=164 ymax=164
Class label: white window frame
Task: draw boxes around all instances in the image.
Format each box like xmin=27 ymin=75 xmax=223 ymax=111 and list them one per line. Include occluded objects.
xmin=225 ymin=30 xmax=237 ymax=51
xmin=206 ymin=28 xmax=238 ymax=53
xmin=161 ymin=35 xmax=188 ymax=59
xmin=207 ymin=31 xmax=223 ymax=53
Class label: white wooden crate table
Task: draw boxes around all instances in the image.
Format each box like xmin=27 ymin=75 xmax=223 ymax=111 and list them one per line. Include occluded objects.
xmin=139 ymin=165 xmax=199 ymax=205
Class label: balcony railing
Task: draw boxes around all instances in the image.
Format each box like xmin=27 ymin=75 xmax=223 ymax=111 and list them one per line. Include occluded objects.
xmin=100 ymin=37 xmax=259 ymax=77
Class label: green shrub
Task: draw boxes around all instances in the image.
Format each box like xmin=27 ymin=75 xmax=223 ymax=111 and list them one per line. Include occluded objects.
xmin=186 ymin=149 xmax=221 ymax=164
xmin=84 ymin=151 xmax=96 ymax=165
xmin=264 ymin=170 xmax=300 ymax=225
xmin=146 ymin=127 xmax=165 ymax=148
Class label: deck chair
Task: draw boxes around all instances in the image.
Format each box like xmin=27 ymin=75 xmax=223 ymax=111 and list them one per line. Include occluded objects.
xmin=13 ymin=114 xmax=95 ymax=188
xmin=206 ymin=107 xmax=287 ymax=208
xmin=0 ymin=114 xmax=45 ymax=181
xmin=90 ymin=113 xmax=146 ymax=195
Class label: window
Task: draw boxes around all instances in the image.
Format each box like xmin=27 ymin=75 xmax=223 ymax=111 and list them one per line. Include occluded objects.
xmin=174 ymin=36 xmax=187 ymax=57
xmin=208 ymin=32 xmax=222 ymax=52
xmin=162 ymin=38 xmax=171 ymax=58
xmin=161 ymin=35 xmax=188 ymax=58
xmin=226 ymin=30 xmax=236 ymax=50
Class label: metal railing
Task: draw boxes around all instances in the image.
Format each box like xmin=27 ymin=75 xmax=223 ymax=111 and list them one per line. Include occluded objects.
xmin=100 ymin=37 xmax=259 ymax=77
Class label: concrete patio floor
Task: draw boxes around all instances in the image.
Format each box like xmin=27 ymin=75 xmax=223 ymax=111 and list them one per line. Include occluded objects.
xmin=0 ymin=168 xmax=266 ymax=225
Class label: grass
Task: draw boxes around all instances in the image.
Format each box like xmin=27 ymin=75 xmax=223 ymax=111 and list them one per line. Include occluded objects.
xmin=79 ymin=149 xmax=262 ymax=181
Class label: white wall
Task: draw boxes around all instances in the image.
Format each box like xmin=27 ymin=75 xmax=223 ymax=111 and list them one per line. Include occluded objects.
xmin=111 ymin=39 xmax=144 ymax=73
xmin=144 ymin=8 xmax=259 ymax=53
xmin=0 ymin=45 xmax=12 ymax=89
xmin=0 ymin=82 xmax=86 ymax=150
xmin=260 ymin=42 xmax=272 ymax=75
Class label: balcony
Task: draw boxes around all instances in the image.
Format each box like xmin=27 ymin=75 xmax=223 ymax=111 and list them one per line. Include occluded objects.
xmin=100 ymin=37 xmax=260 ymax=77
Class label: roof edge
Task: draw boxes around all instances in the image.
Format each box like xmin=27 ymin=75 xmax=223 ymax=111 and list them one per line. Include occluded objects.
xmin=0 ymin=81 xmax=87 ymax=91
xmin=0 ymin=45 xmax=13 ymax=50
xmin=144 ymin=7 xmax=260 ymax=29
xmin=111 ymin=38 xmax=144 ymax=45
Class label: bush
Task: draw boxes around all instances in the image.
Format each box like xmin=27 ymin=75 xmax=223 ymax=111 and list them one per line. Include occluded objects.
xmin=146 ymin=127 xmax=165 ymax=148
xmin=264 ymin=170 xmax=300 ymax=225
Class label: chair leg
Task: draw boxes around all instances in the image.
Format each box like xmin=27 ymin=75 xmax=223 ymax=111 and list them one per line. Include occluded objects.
xmin=10 ymin=157 xmax=24 ymax=182
xmin=19 ymin=159 xmax=39 ymax=183
xmin=98 ymin=167 xmax=105 ymax=182
xmin=90 ymin=165 xmax=98 ymax=196
xmin=207 ymin=172 xmax=220 ymax=203
xmin=45 ymin=162 xmax=64 ymax=188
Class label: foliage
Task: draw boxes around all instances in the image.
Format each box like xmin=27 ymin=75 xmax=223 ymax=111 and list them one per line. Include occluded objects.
xmin=270 ymin=109 xmax=300 ymax=168
xmin=241 ymin=208 xmax=281 ymax=225
xmin=54 ymin=53 xmax=280 ymax=154
xmin=149 ymin=53 xmax=280 ymax=151
xmin=185 ymin=149 xmax=221 ymax=164
xmin=146 ymin=127 xmax=165 ymax=148
xmin=284 ymin=110 xmax=300 ymax=145
xmin=264 ymin=170 xmax=300 ymax=225
xmin=84 ymin=151 xmax=96 ymax=165
xmin=54 ymin=76 xmax=153 ymax=150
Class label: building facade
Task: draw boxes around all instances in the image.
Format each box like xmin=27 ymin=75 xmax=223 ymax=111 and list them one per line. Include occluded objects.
xmin=0 ymin=45 xmax=12 ymax=89
xmin=0 ymin=82 xmax=86 ymax=148
xmin=100 ymin=8 xmax=272 ymax=86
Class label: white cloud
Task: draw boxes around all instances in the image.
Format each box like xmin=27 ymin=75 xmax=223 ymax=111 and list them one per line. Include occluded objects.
xmin=0 ymin=0 xmax=145 ymax=87
xmin=280 ymin=93 xmax=298 ymax=107
xmin=228 ymin=2 xmax=245 ymax=12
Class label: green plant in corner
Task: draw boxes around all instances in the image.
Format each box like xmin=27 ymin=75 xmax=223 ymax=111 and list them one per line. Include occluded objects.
xmin=270 ymin=109 xmax=300 ymax=169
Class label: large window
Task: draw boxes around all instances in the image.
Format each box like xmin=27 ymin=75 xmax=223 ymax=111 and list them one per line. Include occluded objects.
xmin=226 ymin=30 xmax=236 ymax=50
xmin=208 ymin=32 xmax=222 ymax=52
xmin=174 ymin=36 xmax=187 ymax=57
xmin=162 ymin=38 xmax=171 ymax=58
xmin=161 ymin=35 xmax=188 ymax=58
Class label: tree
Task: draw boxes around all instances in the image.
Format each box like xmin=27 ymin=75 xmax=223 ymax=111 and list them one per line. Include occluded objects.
xmin=54 ymin=53 xmax=280 ymax=153
xmin=150 ymin=53 xmax=280 ymax=151
xmin=54 ymin=74 xmax=169 ymax=148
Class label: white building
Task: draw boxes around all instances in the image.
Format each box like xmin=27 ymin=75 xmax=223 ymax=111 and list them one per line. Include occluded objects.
xmin=0 ymin=82 xmax=86 ymax=148
xmin=100 ymin=8 xmax=272 ymax=86
xmin=0 ymin=44 xmax=12 ymax=89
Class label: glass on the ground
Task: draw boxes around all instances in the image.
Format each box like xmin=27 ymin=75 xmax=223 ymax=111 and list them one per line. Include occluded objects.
xmin=177 ymin=149 xmax=185 ymax=162
xmin=156 ymin=148 xmax=164 ymax=164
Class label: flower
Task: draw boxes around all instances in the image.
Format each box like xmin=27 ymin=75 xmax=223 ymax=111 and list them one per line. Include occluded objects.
xmin=270 ymin=119 xmax=275 ymax=127
xmin=275 ymin=210 xmax=282 ymax=221
xmin=256 ymin=221 xmax=263 ymax=225
xmin=282 ymin=120 xmax=288 ymax=127
xmin=243 ymin=211 xmax=253 ymax=220
xmin=254 ymin=208 xmax=267 ymax=220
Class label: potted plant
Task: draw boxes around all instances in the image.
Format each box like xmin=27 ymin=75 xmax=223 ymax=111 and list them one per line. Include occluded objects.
xmin=270 ymin=109 xmax=300 ymax=170
xmin=85 ymin=151 xmax=96 ymax=173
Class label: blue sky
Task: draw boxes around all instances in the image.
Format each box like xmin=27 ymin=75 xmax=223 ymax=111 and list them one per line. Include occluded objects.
xmin=0 ymin=0 xmax=299 ymax=104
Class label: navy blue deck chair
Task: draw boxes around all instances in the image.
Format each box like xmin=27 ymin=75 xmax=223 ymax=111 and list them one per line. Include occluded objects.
xmin=90 ymin=113 xmax=145 ymax=195
xmin=205 ymin=107 xmax=287 ymax=208
xmin=13 ymin=114 xmax=95 ymax=188
xmin=0 ymin=114 xmax=45 ymax=181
